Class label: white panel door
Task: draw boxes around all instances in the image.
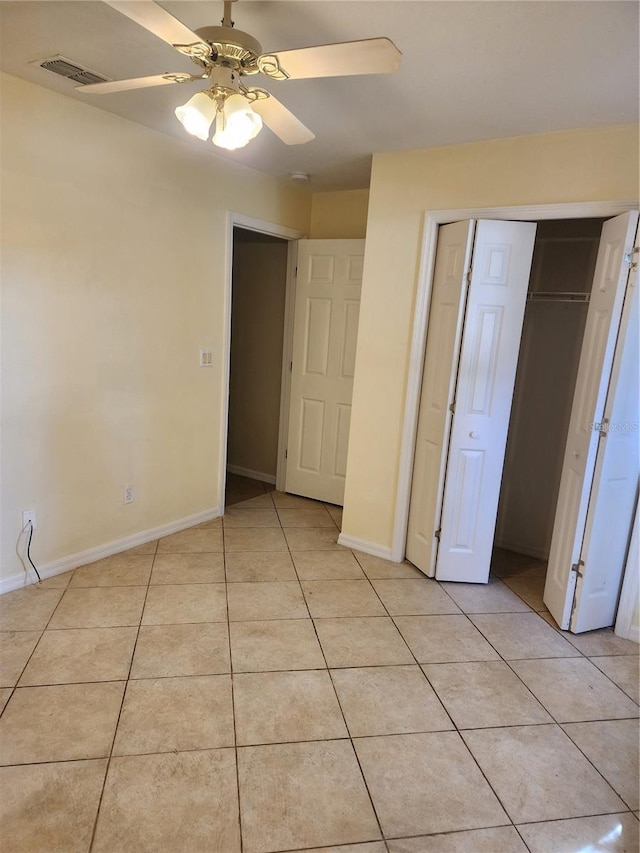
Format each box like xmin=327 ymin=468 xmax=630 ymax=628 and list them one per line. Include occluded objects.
xmin=544 ymin=211 xmax=639 ymax=630
xmin=406 ymin=220 xmax=475 ymax=576
xmin=435 ymin=220 xmax=537 ymax=583
xmin=285 ymin=239 xmax=364 ymax=505
xmin=572 ymin=262 xmax=639 ymax=631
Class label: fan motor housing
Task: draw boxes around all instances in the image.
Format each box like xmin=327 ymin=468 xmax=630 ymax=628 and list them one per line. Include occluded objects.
xmin=195 ymin=26 xmax=262 ymax=69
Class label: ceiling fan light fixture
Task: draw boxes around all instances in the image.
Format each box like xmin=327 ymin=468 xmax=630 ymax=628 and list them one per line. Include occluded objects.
xmin=174 ymin=90 xmax=217 ymax=140
xmin=84 ymin=0 xmax=402 ymax=151
xmin=212 ymin=93 xmax=263 ymax=150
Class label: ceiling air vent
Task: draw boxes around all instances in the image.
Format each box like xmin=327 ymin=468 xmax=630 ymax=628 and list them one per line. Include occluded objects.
xmin=36 ymin=55 xmax=110 ymax=86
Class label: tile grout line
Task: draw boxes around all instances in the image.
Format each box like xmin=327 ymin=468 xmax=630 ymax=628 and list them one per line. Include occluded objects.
xmin=87 ymin=537 xmax=159 ymax=853
xmin=367 ymin=581 xmax=526 ymax=841
xmin=465 ymin=614 xmax=640 ymax=809
xmin=448 ymin=612 xmax=636 ymax=828
xmin=379 ymin=809 xmax=639 ymax=846
xmin=343 ymin=558 xmax=462 ymax=739
xmin=505 ymin=809 xmax=640 ymax=828
xmin=294 ymin=515 xmax=530 ymax=845
xmin=7 ymin=708 xmax=640 ymax=770
xmin=323 ymin=533 xmax=525 ymax=844
xmin=283 ymin=513 xmax=389 ymax=848
xmin=222 ymin=508 xmax=638 ymax=841
xmin=586 ymin=656 xmax=640 ymax=704
xmin=223 ymin=500 xmax=245 ymax=853
xmin=380 ymin=581 xmax=562 ymax=841
xmin=275 ymin=501 xmax=392 ymax=844
xmin=0 ymin=573 xmax=74 ymax=717
xmin=448 ymin=607 xmax=613 ymax=831
xmin=2 ymin=502 xmax=637 ymax=849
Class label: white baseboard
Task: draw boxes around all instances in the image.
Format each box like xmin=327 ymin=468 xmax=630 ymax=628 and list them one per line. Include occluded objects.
xmin=0 ymin=506 xmax=221 ymax=596
xmin=493 ymin=538 xmax=549 ymax=561
xmin=337 ymin=533 xmax=396 ymax=562
xmin=227 ymin=465 xmax=276 ymax=486
xmin=627 ymin=626 xmax=640 ymax=645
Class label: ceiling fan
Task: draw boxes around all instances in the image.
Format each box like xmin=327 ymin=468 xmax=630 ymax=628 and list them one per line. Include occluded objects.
xmin=79 ymin=0 xmax=402 ymax=151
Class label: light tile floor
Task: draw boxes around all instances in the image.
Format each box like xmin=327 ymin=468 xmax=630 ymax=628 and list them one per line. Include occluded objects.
xmin=0 ymin=483 xmax=638 ymax=852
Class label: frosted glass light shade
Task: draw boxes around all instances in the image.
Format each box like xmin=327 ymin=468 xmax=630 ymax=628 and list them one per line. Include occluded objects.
xmin=212 ymin=124 xmax=249 ymax=150
xmin=212 ymin=94 xmax=263 ymax=150
xmin=175 ymin=91 xmax=217 ymax=140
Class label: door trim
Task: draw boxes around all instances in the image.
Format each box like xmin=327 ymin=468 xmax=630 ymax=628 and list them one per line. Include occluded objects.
xmin=276 ymin=239 xmax=299 ymax=492
xmin=393 ymin=200 xmax=639 ymax=562
xmin=221 ymin=212 xmax=305 ymax=511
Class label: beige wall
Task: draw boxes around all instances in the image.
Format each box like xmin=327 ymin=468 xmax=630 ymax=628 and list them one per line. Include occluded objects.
xmin=342 ymin=124 xmax=639 ymax=549
xmin=0 ymin=73 xmax=310 ymax=583
xmin=228 ymin=236 xmax=288 ymax=479
xmin=310 ymin=189 xmax=369 ymax=239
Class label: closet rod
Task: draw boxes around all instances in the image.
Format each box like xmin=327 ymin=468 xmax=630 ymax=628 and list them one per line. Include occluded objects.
xmin=527 ymin=291 xmax=590 ymax=303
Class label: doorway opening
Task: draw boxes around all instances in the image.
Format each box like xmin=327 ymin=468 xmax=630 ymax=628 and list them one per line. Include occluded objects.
xmin=221 ymin=218 xmax=365 ymax=515
xmin=491 ymin=218 xmax=606 ymax=610
xmin=225 ymin=226 xmax=289 ymax=508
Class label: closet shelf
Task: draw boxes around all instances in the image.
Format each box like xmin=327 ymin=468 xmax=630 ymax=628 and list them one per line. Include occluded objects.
xmin=527 ymin=291 xmax=590 ymax=303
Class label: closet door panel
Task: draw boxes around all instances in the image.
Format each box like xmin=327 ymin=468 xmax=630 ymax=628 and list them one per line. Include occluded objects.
xmin=406 ymin=220 xmax=474 ymax=575
xmin=571 ymin=255 xmax=639 ymax=632
xmin=435 ymin=220 xmax=537 ymax=583
xmin=544 ymin=210 xmax=639 ymax=629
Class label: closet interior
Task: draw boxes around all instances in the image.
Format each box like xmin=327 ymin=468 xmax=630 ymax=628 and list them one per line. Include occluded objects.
xmin=493 ymin=218 xmax=606 ymax=595
xmin=226 ymin=227 xmax=288 ymax=492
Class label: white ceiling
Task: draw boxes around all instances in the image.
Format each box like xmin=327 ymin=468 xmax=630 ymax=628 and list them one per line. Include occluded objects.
xmin=1 ymin=1 xmax=637 ymax=190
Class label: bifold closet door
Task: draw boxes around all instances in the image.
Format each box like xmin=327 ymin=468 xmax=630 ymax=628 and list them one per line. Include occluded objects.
xmin=407 ymin=219 xmax=537 ymax=582
xmin=544 ymin=210 xmax=639 ymax=631
xmin=406 ymin=220 xmax=475 ymax=575
xmin=573 ymin=266 xmax=639 ymax=632
xmin=435 ymin=220 xmax=537 ymax=583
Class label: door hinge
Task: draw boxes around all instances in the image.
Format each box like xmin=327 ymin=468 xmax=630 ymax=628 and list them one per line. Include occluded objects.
xmin=624 ymin=247 xmax=638 ymax=270
xmin=598 ymin=418 xmax=609 ymax=439
xmin=449 ymin=401 xmax=456 ymax=414
xmin=289 ymin=361 xmax=293 ymax=372
xmin=285 ymin=449 xmax=288 ymax=459
xmin=435 ymin=528 xmax=442 ymax=540
xmin=571 ymin=559 xmax=584 ymax=579
xmin=465 ymin=268 xmax=472 ymax=283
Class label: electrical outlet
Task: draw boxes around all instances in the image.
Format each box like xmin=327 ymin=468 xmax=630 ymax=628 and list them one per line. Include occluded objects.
xmin=200 ymin=348 xmax=214 ymax=367
xmin=123 ymin=485 xmax=135 ymax=505
xmin=22 ymin=510 xmax=37 ymax=530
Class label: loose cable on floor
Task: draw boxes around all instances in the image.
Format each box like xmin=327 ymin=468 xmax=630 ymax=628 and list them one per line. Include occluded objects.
xmin=26 ymin=522 xmax=42 ymax=583
xmin=16 ymin=521 xmax=42 ymax=583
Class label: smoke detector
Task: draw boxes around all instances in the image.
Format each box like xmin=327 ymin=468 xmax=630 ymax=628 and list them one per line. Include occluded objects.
xmin=290 ymin=172 xmax=310 ymax=183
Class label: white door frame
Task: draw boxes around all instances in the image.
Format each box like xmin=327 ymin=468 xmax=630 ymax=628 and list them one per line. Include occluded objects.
xmin=392 ymin=200 xmax=638 ymax=564
xmin=220 ymin=212 xmax=305 ymax=511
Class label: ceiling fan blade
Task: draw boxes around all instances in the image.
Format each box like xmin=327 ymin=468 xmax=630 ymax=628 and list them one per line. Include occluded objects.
xmin=103 ymin=1 xmax=210 ymax=55
xmin=260 ymin=37 xmax=401 ymax=81
xmin=251 ymin=96 xmax=315 ymax=145
xmin=77 ymin=73 xmax=199 ymax=94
